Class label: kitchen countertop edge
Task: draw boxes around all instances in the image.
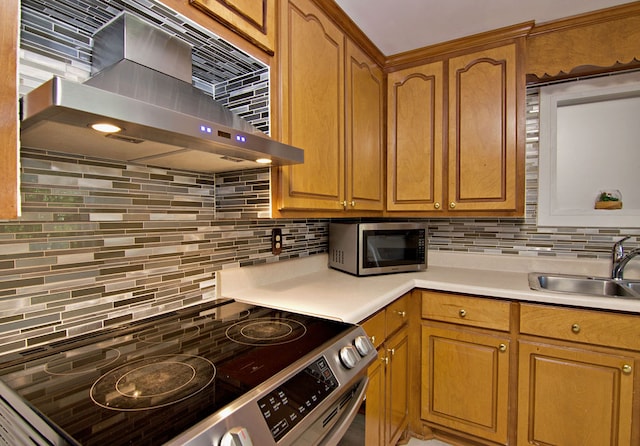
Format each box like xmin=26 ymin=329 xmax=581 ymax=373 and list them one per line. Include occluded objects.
xmin=218 ymin=252 xmax=640 ymax=324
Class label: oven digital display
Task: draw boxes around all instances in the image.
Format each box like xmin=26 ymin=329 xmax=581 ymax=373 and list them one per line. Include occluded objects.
xmin=257 ymin=356 xmax=338 ymax=442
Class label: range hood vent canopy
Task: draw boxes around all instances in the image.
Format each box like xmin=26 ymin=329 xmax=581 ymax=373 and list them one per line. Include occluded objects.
xmin=20 ymin=12 xmax=303 ymax=173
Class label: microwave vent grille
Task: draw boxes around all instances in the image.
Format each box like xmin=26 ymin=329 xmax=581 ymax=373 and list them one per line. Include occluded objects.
xmin=331 ymin=248 xmax=344 ymax=265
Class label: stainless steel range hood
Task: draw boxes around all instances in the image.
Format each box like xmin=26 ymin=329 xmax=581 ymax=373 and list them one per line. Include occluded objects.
xmin=19 ymin=12 xmax=303 ymax=172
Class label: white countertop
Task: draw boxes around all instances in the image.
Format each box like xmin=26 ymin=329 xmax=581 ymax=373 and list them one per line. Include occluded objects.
xmin=218 ymin=252 xmax=640 ymax=324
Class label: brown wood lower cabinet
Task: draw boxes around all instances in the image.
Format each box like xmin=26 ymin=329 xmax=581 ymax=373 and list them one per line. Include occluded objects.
xmin=421 ymin=325 xmax=510 ymax=443
xmin=372 ymin=290 xmax=640 ymax=445
xmin=420 ymin=291 xmax=511 ymax=444
xmin=517 ymin=340 xmax=635 ymax=446
xmin=361 ymin=293 xmax=410 ymax=446
xmin=517 ymin=303 xmax=640 ymax=446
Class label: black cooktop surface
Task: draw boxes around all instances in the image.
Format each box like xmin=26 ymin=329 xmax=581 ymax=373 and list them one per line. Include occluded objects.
xmin=0 ymin=299 xmax=352 ymax=445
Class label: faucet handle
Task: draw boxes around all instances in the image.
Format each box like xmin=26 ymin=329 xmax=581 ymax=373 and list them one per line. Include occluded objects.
xmin=613 ymin=236 xmax=632 ymax=260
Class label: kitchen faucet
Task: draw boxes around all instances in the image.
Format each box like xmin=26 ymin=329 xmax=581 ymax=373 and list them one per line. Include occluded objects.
xmin=611 ymin=236 xmax=640 ymax=279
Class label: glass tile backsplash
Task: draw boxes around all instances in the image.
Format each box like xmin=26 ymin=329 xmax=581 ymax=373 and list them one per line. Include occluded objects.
xmin=2 ymin=90 xmax=637 ymax=354
xmin=2 ymin=0 xmax=637 ymax=354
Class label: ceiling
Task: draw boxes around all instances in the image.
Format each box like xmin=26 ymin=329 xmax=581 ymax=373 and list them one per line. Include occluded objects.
xmin=334 ymin=0 xmax=635 ymax=55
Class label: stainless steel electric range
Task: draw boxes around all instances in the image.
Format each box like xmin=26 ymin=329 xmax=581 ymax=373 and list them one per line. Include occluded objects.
xmin=0 ymin=299 xmax=376 ymax=445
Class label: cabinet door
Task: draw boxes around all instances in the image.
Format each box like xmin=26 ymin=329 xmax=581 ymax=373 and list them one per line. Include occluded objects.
xmin=277 ymin=0 xmax=345 ymax=211
xmin=421 ymin=325 xmax=509 ymax=444
xmin=386 ymin=326 xmax=409 ymax=446
xmin=518 ymin=340 xmax=634 ymax=446
xmin=189 ymin=0 xmax=275 ymax=54
xmin=447 ymin=44 xmax=519 ymax=212
xmin=0 ymin=0 xmax=19 ymax=219
xmin=345 ymin=40 xmax=384 ymax=211
xmin=365 ymin=349 xmax=385 ymax=446
xmin=387 ymin=61 xmax=444 ymax=212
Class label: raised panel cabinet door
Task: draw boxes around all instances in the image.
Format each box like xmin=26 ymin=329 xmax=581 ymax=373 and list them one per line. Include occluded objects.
xmin=364 ymin=349 xmax=385 ymax=446
xmin=386 ymin=61 xmax=444 ymax=212
xmin=0 ymin=0 xmax=19 ymax=219
xmin=518 ymin=341 xmax=634 ymax=446
xmin=386 ymin=326 xmax=409 ymax=446
xmin=189 ymin=0 xmax=276 ymax=54
xmin=447 ymin=44 xmax=518 ymax=212
xmin=345 ymin=39 xmax=384 ymax=211
xmin=277 ymin=0 xmax=345 ymax=211
xmin=421 ymin=325 xmax=509 ymax=444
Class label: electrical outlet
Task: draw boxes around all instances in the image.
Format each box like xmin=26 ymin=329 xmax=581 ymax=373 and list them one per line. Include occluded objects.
xmin=271 ymin=228 xmax=282 ymax=255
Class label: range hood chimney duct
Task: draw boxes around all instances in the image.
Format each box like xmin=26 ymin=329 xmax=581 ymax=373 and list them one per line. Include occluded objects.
xmin=20 ymin=12 xmax=303 ymax=173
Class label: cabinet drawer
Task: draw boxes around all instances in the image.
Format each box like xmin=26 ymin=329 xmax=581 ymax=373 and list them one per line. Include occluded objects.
xmin=361 ymin=310 xmax=385 ymax=349
xmin=386 ymin=295 xmax=409 ymax=336
xmin=520 ymin=303 xmax=640 ymax=351
xmin=421 ymin=291 xmax=511 ymax=331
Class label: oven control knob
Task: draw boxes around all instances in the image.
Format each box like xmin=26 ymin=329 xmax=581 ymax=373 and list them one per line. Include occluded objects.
xmin=220 ymin=426 xmax=254 ymax=446
xmin=354 ymin=335 xmax=374 ymax=357
xmin=339 ymin=344 xmax=360 ymax=369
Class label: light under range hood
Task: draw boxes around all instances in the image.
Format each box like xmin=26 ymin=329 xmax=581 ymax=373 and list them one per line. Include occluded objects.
xmin=19 ymin=12 xmax=303 ymax=173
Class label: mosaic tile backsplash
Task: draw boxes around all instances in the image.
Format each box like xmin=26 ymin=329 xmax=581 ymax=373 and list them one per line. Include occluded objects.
xmin=2 ymin=0 xmax=638 ymax=355
xmin=2 ymin=89 xmax=638 ymax=354
xmin=0 ymin=148 xmax=328 ymax=354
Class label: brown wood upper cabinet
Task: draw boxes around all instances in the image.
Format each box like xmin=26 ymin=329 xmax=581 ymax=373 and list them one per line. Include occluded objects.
xmin=274 ymin=0 xmax=384 ymax=214
xmin=387 ymin=42 xmax=524 ymax=216
xmin=0 ymin=0 xmax=20 ymax=220
xmin=189 ymin=0 xmax=276 ymax=54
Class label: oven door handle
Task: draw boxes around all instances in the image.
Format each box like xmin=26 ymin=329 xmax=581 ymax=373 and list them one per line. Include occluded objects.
xmin=319 ymin=376 xmax=369 ymax=446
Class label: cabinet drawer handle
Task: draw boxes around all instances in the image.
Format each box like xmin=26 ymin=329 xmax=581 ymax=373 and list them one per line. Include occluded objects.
xmin=499 ymin=343 xmax=507 ymax=352
xmin=459 ymin=309 xmax=466 ymax=318
xmin=394 ymin=310 xmax=406 ymax=318
xmin=571 ymin=323 xmax=581 ymax=334
xmin=623 ymin=364 xmax=632 ymax=374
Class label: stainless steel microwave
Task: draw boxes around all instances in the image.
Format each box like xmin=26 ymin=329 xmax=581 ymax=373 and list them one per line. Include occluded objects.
xmin=328 ymin=222 xmax=428 ymax=276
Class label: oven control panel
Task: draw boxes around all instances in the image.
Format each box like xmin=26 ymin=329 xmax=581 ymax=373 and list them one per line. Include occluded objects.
xmin=257 ymin=356 xmax=338 ymax=442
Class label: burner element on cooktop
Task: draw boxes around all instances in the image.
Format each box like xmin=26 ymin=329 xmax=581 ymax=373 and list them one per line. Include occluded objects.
xmin=91 ymin=355 xmax=215 ymax=411
xmin=225 ymin=317 xmax=307 ymax=346
xmin=45 ymin=347 xmax=121 ymax=376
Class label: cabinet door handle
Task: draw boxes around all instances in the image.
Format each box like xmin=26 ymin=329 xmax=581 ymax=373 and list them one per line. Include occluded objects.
xmin=350 ymin=201 xmax=356 ymax=207
xmin=459 ymin=309 xmax=466 ymax=318
xmin=434 ymin=202 xmax=441 ymax=209
xmin=571 ymin=323 xmax=580 ymax=334
xmin=449 ymin=202 xmax=456 ymax=209
xmin=622 ymin=364 xmax=632 ymax=374
xmin=382 ymin=356 xmax=389 ymax=365
xmin=370 ymin=335 xmax=376 ymax=345
xmin=499 ymin=343 xmax=507 ymax=352
xmin=394 ymin=310 xmax=406 ymax=318
xmin=387 ymin=348 xmax=395 ymax=356
xmin=340 ymin=201 xmax=347 ymax=209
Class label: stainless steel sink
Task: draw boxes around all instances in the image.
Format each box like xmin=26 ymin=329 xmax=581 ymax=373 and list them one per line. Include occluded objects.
xmin=528 ymin=273 xmax=640 ymax=298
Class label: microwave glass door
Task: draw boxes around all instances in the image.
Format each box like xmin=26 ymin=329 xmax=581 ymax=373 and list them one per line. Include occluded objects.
xmin=362 ymin=229 xmax=423 ymax=268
